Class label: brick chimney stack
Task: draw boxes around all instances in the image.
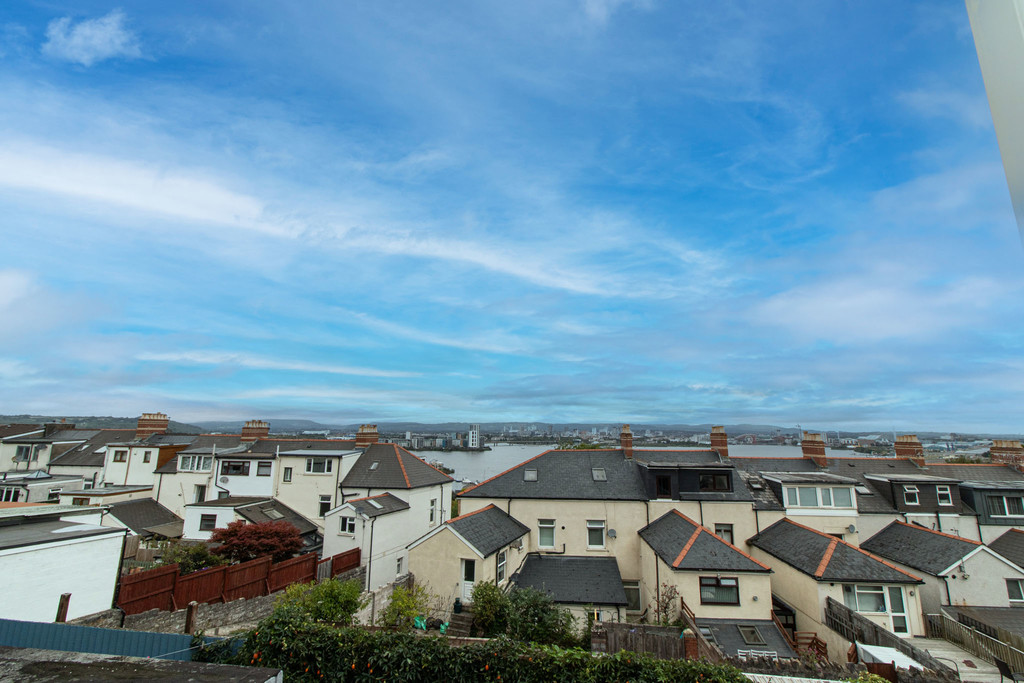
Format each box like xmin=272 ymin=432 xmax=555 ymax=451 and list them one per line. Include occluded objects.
xmin=620 ymin=424 xmax=634 ymax=459
xmin=894 ymin=435 xmax=925 ymax=466
xmin=240 ymin=420 xmax=270 ymax=442
xmin=135 ymin=413 xmax=169 ymax=440
xmin=991 ymin=440 xmax=1024 ymax=466
xmin=801 ymin=431 xmax=828 ymax=468
xmin=356 ymin=424 xmax=380 ymax=448
xmin=710 ymin=426 xmax=729 ymax=460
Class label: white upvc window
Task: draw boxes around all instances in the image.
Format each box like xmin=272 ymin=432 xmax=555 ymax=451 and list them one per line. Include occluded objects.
xmin=937 ymin=485 xmax=953 ymax=506
xmin=587 ymin=519 xmax=606 ymax=549
xmin=306 ymin=457 xmax=333 ymax=474
xmin=497 ymin=550 xmax=507 ymax=582
xmin=1008 ymin=579 xmax=1024 ymax=602
xmin=319 ymin=494 xmax=332 ymax=517
xmin=429 ymin=498 xmax=437 ymax=524
xmin=538 ymin=519 xmax=555 ymax=548
xmin=339 ymin=516 xmax=356 ymax=534
xmin=784 ymin=486 xmax=854 ymax=508
xmin=179 ymin=455 xmax=213 ymax=472
xmin=903 ymin=485 xmax=920 ymax=506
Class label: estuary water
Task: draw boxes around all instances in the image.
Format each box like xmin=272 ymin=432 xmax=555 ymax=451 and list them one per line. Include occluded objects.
xmin=412 ymin=443 xmax=849 ymax=487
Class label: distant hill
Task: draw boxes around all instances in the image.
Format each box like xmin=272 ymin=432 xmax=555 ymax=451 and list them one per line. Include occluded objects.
xmin=0 ymin=415 xmax=203 ymax=434
xmin=192 ymin=419 xmax=336 ymax=434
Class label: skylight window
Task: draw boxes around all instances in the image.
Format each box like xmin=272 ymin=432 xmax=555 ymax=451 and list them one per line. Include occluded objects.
xmin=592 ymin=467 xmax=607 ymax=481
xmin=369 ymin=462 xmax=379 ymax=471
xmin=738 ymin=626 xmax=766 ymax=646
xmin=855 ymin=485 xmax=873 ymax=495
xmin=263 ymin=509 xmax=284 ymax=520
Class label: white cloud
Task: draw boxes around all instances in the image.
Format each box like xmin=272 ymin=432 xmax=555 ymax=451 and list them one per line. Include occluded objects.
xmin=136 ymin=351 xmax=420 ymax=378
xmin=0 ymin=141 xmax=289 ymax=236
xmin=42 ymin=10 xmax=141 ymax=67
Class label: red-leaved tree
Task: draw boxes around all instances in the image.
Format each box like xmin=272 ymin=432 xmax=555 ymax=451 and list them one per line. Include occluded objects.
xmin=210 ymin=520 xmax=304 ymax=563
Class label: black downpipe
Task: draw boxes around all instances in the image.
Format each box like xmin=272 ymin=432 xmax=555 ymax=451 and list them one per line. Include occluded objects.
xmin=365 ymin=516 xmax=376 ymax=591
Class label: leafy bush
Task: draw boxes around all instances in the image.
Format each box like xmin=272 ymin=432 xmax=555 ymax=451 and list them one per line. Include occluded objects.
xmin=200 ymin=614 xmax=749 ymax=683
xmin=470 ymin=581 xmax=507 ymax=635
xmin=376 ymin=584 xmax=431 ymax=630
xmin=211 ymin=520 xmax=304 ymax=563
xmin=158 ymin=540 xmax=227 ymax=575
xmin=276 ymin=579 xmax=367 ymax=626
xmin=505 ymin=587 xmax=580 ymax=647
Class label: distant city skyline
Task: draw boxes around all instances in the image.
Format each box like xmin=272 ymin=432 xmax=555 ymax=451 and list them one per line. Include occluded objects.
xmin=0 ymin=2 xmax=1021 ymax=432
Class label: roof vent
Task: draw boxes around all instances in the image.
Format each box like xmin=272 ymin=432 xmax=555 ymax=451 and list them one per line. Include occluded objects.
xmin=592 ymin=467 xmax=607 ymax=482
xmin=524 ymin=468 xmax=538 ymax=481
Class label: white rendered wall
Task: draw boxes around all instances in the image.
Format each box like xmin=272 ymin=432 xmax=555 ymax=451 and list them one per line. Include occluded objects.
xmin=0 ymin=530 xmax=125 ymax=621
xmin=182 ymin=506 xmax=238 ymax=540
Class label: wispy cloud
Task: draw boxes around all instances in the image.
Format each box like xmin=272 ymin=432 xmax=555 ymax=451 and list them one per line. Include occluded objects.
xmin=42 ymin=10 xmax=141 ymax=67
xmin=136 ymin=351 xmax=420 ymax=378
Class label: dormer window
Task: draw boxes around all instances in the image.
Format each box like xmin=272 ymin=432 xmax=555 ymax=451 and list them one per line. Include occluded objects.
xmin=592 ymin=468 xmax=606 ymax=482
xmin=903 ymin=485 xmax=919 ymax=506
xmin=524 ymin=468 xmax=538 ymax=482
xmin=699 ymin=472 xmax=730 ymax=492
xmin=784 ymin=486 xmax=854 ymax=509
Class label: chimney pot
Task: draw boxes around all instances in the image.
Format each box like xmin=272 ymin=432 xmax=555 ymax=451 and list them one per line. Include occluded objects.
xmin=135 ymin=412 xmax=170 ymax=440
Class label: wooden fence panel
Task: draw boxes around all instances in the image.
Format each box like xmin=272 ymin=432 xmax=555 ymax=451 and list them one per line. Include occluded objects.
xmin=928 ymin=613 xmax=1024 ymax=673
xmin=601 ymin=623 xmax=688 ymax=660
xmin=224 ymin=556 xmax=273 ymax=602
xmin=173 ymin=565 xmax=227 ymax=609
xmin=269 ymin=553 xmax=317 ymax=592
xmin=332 ymin=548 xmax=360 ymax=576
xmin=117 ymin=564 xmax=178 ymax=615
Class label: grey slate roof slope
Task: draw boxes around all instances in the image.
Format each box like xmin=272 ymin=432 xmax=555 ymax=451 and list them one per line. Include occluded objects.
xmin=105 ymin=499 xmax=182 ymax=537
xmin=178 ymin=435 xmax=248 ymax=454
xmin=860 ymin=521 xmax=981 ymax=576
xmin=735 ymin=470 xmax=785 ymax=511
xmin=989 ymin=528 xmax=1024 ymax=568
xmin=347 ymin=492 xmax=409 ymax=518
xmin=694 ymin=618 xmax=797 ymax=659
xmin=513 ymin=555 xmax=628 ymax=606
xmin=824 ymin=458 xmax=932 ymax=513
xmin=729 ymin=457 xmax=818 ymax=474
xmin=0 ymin=424 xmax=43 ymax=439
xmin=234 ymin=499 xmax=317 ymax=535
xmin=48 ymin=429 xmax=137 ymax=468
xmin=250 ymin=438 xmax=357 ymax=453
xmin=342 ymin=443 xmax=451 ymax=489
xmin=633 ymin=449 xmax=722 ymax=465
xmin=460 ymin=449 xmax=648 ymax=501
xmin=639 ymin=510 xmax=770 ymax=573
xmin=448 ymin=504 xmax=529 ymax=558
xmin=748 ymin=519 xmax=922 ymax=584
xmin=929 ymin=464 xmax=1024 ymax=483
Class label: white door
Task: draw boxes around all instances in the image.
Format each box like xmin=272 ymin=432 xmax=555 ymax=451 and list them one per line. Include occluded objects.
xmin=462 ymin=559 xmax=476 ymax=601
xmin=888 ymin=587 xmax=908 ymax=634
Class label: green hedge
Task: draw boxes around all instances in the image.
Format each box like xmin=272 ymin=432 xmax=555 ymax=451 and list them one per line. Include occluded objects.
xmin=200 ymin=609 xmax=748 ymax=683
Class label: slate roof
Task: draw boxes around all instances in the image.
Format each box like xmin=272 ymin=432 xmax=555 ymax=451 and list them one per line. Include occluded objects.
xmin=735 ymin=470 xmax=785 ymax=511
xmin=48 ymin=430 xmax=137 ymax=468
xmin=513 ymin=555 xmax=628 ymax=606
xmin=234 ymin=499 xmax=318 ymax=535
xmin=748 ymin=519 xmax=922 ymax=584
xmin=639 ymin=510 xmax=770 ymax=573
xmin=824 ymin=458 xmax=933 ymax=513
xmin=988 ymin=528 xmax=1024 ymax=568
xmin=859 ymin=521 xmax=981 ymax=576
xmin=250 ymin=438 xmax=357 ymax=453
xmin=694 ymin=618 xmax=798 ymax=659
xmin=929 ymin=464 xmax=1024 ymax=483
xmin=729 ymin=457 xmax=818 ymax=474
xmin=943 ymin=605 xmax=1024 ymax=639
xmin=342 ymin=443 xmax=451 ymax=489
xmin=763 ymin=472 xmax=859 ymax=485
xmin=5 ymin=429 xmax=99 ymax=444
xmin=105 ymin=499 xmax=182 ymax=538
xmin=178 ymin=435 xmax=247 ymax=454
xmin=187 ymin=496 xmax=267 ymax=508
xmin=0 ymin=424 xmax=43 ymax=440
xmin=346 ymin=493 xmax=409 ymax=518
xmin=460 ymin=449 xmax=648 ymax=501
xmin=633 ymin=449 xmax=723 ymax=466
xmin=447 ymin=504 xmax=529 ymax=558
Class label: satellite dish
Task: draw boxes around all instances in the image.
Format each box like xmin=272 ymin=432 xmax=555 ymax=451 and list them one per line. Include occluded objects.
xmin=847 ymin=524 xmax=856 ymax=533
xmin=219 ymin=477 xmax=229 ymax=484
xmin=608 ymin=529 xmax=617 ymax=539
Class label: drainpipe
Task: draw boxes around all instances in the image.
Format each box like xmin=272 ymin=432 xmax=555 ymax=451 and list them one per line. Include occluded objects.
xmin=942 ymin=575 xmax=953 ymax=606
xmin=698 ymin=500 xmax=704 ymax=526
xmin=365 ymin=516 xmax=376 ymax=591
xmin=122 ymin=448 xmax=133 ymax=486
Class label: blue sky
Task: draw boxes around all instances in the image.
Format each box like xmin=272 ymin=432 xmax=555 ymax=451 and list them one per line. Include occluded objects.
xmin=0 ymin=1 xmax=1021 ymax=432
